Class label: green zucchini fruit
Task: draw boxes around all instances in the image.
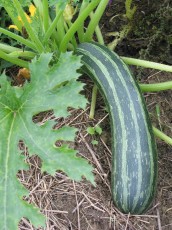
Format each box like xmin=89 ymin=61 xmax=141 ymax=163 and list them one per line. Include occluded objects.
xmin=76 ymin=42 xmax=157 ymax=214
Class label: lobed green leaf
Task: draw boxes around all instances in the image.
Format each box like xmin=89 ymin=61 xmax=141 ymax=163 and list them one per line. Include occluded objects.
xmin=0 ymin=51 xmax=94 ymax=229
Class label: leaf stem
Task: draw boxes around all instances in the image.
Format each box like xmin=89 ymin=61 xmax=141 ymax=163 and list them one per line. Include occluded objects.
xmin=89 ymin=84 xmax=98 ymax=119
xmin=13 ymin=0 xmax=44 ymax=53
xmin=3 ymin=4 xmax=22 ymax=32
xmin=84 ymin=0 xmax=109 ymax=42
xmin=0 ymin=43 xmax=22 ymax=53
xmin=59 ymin=0 xmax=100 ymax=52
xmin=0 ymin=28 xmax=37 ymax=51
xmin=43 ymin=9 xmax=63 ymax=45
xmin=153 ymin=127 xmax=172 ymax=146
xmin=66 ymin=21 xmax=78 ymax=50
xmin=88 ymin=14 xmax=104 ymax=119
xmin=43 ymin=0 xmax=49 ymax=32
xmin=8 ymin=51 xmax=36 ymax=60
xmin=77 ymin=1 xmax=89 ymax=43
xmin=0 ymin=50 xmax=29 ymax=68
xmin=90 ymin=12 xmax=104 ymax=45
xmin=0 ymin=43 xmax=36 ymax=59
xmin=33 ymin=0 xmax=43 ymax=16
xmin=140 ymin=81 xmax=172 ymax=92
xmin=121 ymin=57 xmax=172 ymax=72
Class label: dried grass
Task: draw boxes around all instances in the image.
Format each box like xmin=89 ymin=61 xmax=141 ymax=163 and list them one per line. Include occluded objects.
xmin=17 ymin=99 xmax=172 ymax=229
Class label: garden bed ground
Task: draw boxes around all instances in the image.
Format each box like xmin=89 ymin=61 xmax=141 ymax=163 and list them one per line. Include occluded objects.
xmin=18 ymin=0 xmax=172 ymax=229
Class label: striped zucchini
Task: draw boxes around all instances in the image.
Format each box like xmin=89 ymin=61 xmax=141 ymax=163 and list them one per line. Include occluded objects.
xmin=76 ymin=42 xmax=157 ymax=214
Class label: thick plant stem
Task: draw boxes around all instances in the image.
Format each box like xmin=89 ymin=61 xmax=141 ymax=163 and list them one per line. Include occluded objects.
xmin=90 ymin=12 xmax=104 ymax=45
xmin=13 ymin=0 xmax=44 ymax=53
xmin=66 ymin=21 xmax=77 ymax=50
xmin=0 ymin=28 xmax=36 ymax=51
xmin=0 ymin=50 xmax=29 ymax=68
xmin=43 ymin=10 xmax=63 ymax=44
xmin=84 ymin=0 xmax=109 ymax=42
xmin=140 ymin=81 xmax=172 ymax=92
xmin=3 ymin=7 xmax=22 ymax=32
xmin=121 ymin=57 xmax=172 ymax=72
xmin=0 ymin=43 xmax=25 ymax=53
xmin=89 ymin=14 xmax=104 ymax=119
xmin=43 ymin=0 xmax=49 ymax=32
xmin=77 ymin=1 xmax=89 ymax=43
xmin=59 ymin=0 xmax=100 ymax=52
xmin=89 ymin=84 xmax=98 ymax=119
xmin=0 ymin=43 xmax=36 ymax=59
xmin=8 ymin=51 xmax=36 ymax=59
xmin=153 ymin=127 xmax=172 ymax=146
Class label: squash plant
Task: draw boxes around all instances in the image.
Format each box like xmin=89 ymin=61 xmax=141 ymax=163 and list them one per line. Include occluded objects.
xmin=0 ymin=0 xmax=172 ymax=228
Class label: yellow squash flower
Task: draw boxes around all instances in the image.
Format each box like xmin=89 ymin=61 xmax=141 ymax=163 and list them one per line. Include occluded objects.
xmin=9 ymin=4 xmax=36 ymax=31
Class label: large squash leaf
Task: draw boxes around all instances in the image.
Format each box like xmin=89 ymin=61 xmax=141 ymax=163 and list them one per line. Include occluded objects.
xmin=0 ymin=52 xmax=94 ymax=229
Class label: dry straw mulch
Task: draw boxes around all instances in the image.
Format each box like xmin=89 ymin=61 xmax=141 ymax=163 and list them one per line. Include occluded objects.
xmin=18 ymin=98 xmax=172 ymax=229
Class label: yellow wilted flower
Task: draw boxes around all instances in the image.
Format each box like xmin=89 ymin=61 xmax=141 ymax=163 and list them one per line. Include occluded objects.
xmin=29 ymin=4 xmax=36 ymax=17
xmin=63 ymin=4 xmax=75 ymax=22
xmin=9 ymin=4 xmax=36 ymax=31
xmin=16 ymin=68 xmax=30 ymax=85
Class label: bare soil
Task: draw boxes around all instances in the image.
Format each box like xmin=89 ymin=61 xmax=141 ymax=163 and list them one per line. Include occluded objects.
xmin=19 ymin=1 xmax=172 ymax=229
